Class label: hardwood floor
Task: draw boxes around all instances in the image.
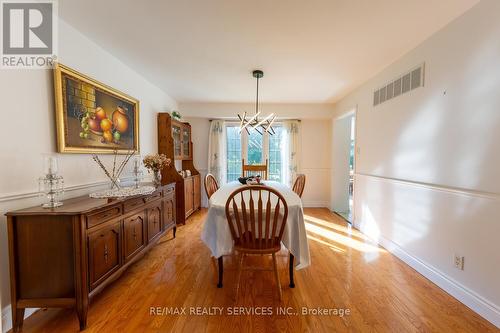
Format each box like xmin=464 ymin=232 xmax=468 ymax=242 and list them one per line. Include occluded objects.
xmin=16 ymin=208 xmax=497 ymax=332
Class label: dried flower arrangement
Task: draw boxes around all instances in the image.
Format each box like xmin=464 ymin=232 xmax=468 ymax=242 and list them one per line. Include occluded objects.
xmin=143 ymin=154 xmax=171 ymax=173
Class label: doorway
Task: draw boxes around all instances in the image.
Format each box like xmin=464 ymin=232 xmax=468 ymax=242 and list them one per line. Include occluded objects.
xmin=331 ymin=110 xmax=356 ymax=223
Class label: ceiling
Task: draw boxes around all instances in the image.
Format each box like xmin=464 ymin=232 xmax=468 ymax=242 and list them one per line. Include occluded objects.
xmin=59 ymin=0 xmax=478 ymax=103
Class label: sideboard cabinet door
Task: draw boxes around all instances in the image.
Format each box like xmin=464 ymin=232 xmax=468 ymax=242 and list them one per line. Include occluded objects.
xmin=123 ymin=212 xmax=146 ymax=262
xmin=184 ymin=177 xmax=194 ymax=218
xmin=147 ymin=204 xmax=162 ymax=241
xmin=88 ymin=223 xmax=121 ymax=290
xmin=193 ymin=174 xmax=201 ymax=210
xmin=163 ymin=194 xmax=176 ymax=230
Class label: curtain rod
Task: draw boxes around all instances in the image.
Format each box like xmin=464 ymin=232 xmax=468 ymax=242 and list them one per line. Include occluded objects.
xmin=208 ymin=118 xmax=301 ymax=122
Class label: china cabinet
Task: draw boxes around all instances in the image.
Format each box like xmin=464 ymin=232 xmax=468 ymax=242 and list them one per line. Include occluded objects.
xmin=158 ymin=113 xmax=201 ymax=224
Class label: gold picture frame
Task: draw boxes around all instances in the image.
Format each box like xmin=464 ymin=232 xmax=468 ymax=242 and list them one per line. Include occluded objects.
xmin=54 ymin=63 xmax=140 ymax=154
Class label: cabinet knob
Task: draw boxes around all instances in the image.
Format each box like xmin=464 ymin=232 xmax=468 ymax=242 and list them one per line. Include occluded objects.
xmin=104 ymin=244 xmax=109 ymax=263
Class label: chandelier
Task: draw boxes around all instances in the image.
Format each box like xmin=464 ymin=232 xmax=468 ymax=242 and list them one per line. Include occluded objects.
xmin=238 ymin=70 xmax=276 ymax=135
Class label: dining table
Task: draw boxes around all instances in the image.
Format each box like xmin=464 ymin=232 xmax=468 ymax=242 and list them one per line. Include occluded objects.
xmin=201 ymin=180 xmax=311 ymax=288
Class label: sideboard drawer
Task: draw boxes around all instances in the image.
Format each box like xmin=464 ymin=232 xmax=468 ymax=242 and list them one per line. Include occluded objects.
xmin=163 ymin=186 xmax=174 ymax=196
xmin=86 ymin=205 xmax=122 ymax=228
xmin=163 ymin=188 xmax=175 ymax=200
xmin=143 ymin=190 xmax=162 ymax=203
xmin=123 ymin=197 xmax=144 ymax=213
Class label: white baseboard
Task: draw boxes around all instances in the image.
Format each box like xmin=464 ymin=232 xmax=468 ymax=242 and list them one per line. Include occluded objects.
xmin=370 ymin=233 xmax=500 ymax=328
xmin=2 ymin=306 xmax=38 ymax=333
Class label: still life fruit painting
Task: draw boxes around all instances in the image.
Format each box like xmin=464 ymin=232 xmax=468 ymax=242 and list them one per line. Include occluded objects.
xmin=54 ymin=63 xmax=139 ymax=154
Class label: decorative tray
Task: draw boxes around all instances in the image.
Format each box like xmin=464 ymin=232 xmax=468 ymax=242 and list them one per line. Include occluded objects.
xmin=89 ymin=185 xmax=156 ymax=199
xmin=246 ymin=181 xmax=265 ymax=186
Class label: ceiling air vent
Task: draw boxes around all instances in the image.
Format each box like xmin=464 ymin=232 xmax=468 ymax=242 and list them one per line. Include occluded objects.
xmin=373 ymin=63 xmax=425 ymax=107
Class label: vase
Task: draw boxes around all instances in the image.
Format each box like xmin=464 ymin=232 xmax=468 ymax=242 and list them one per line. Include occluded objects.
xmin=153 ymin=170 xmax=162 ymax=187
xmin=112 ymin=106 xmax=129 ymax=133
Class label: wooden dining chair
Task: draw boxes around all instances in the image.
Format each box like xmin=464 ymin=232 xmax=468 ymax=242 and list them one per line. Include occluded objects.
xmin=241 ymin=159 xmax=268 ymax=179
xmin=204 ymin=173 xmax=219 ymax=199
xmin=292 ymin=174 xmax=306 ymax=198
xmin=225 ymin=185 xmax=288 ymax=300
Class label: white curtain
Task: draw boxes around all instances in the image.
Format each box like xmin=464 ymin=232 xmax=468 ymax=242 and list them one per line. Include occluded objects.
xmin=208 ymin=120 xmax=227 ymax=185
xmin=281 ymin=120 xmax=301 ymax=187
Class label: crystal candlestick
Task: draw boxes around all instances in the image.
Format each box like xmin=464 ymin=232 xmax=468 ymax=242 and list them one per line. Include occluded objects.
xmin=39 ymin=156 xmax=65 ymax=208
xmin=133 ymin=166 xmax=143 ymax=189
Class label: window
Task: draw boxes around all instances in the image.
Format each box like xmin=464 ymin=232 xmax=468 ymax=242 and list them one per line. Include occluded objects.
xmin=226 ymin=126 xmax=242 ymax=182
xmin=225 ymin=124 xmax=285 ymax=183
xmin=268 ymin=126 xmax=283 ymax=181
xmin=247 ymin=129 xmax=263 ymax=164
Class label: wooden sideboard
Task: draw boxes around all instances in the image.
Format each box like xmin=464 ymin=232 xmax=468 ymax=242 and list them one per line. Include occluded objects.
xmin=5 ymin=183 xmax=176 ymax=332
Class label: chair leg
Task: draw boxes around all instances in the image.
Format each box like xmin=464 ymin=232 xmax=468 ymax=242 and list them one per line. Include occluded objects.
xmin=211 ymin=257 xmax=218 ymax=284
xmin=234 ymin=253 xmax=245 ymax=301
xmin=272 ymin=253 xmax=282 ymax=301
xmin=217 ymin=257 xmax=223 ymax=288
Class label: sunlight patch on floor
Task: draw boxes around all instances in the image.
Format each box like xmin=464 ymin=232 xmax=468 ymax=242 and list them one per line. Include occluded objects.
xmin=304 ymin=214 xmax=368 ymax=240
xmin=304 ymin=217 xmax=386 ymax=254
xmin=306 ymin=235 xmax=345 ymax=253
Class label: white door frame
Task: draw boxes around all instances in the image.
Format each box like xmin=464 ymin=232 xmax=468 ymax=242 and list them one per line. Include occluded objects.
xmin=331 ymin=106 xmax=358 ymax=222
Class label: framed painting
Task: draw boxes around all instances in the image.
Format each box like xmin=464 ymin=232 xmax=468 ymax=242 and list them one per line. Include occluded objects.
xmin=53 ymin=63 xmax=140 ymax=154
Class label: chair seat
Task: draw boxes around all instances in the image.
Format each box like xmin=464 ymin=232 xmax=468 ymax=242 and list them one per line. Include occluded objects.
xmin=234 ymin=232 xmax=282 ymax=254
xmin=234 ymin=244 xmax=282 ymax=254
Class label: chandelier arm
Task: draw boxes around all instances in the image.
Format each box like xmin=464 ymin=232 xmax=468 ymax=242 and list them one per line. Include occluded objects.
xmin=254 ymin=113 xmax=274 ymax=129
xmin=238 ymin=112 xmax=246 ymax=129
xmin=238 ymin=114 xmax=251 ymax=135
xmin=239 ymin=111 xmax=260 ymax=133
xmin=266 ymin=115 xmax=277 ymax=135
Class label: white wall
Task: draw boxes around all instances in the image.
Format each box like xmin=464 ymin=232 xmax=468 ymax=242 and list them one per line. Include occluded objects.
xmin=300 ymin=119 xmax=331 ymax=207
xmin=0 ymin=19 xmax=177 ymax=332
xmin=183 ymin=117 xmax=211 ymax=207
xmin=333 ymin=0 xmax=500 ymax=327
xmin=179 ymin=102 xmax=335 ymax=119
xmin=181 ymin=103 xmax=332 ymax=208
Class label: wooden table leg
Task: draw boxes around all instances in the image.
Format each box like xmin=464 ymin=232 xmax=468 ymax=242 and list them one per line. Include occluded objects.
xmin=217 ymin=256 xmax=223 ymax=288
xmin=289 ymin=253 xmax=295 ymax=288
xmin=173 ymin=226 xmax=177 ymax=238
xmin=74 ymin=217 xmax=89 ymax=331
xmin=8 ymin=218 xmax=23 ymax=332
xmin=76 ymin=304 xmax=88 ymax=331
xmin=12 ymin=307 xmax=25 ymax=332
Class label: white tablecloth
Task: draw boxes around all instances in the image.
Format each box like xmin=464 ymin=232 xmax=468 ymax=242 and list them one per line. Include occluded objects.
xmin=201 ymin=181 xmax=311 ymax=270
